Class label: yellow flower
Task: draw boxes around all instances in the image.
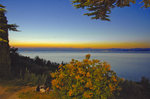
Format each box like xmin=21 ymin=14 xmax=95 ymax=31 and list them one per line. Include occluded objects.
xmin=68 ymin=90 xmax=73 ymax=96
xmin=72 ymin=84 xmax=76 ymax=88
xmin=76 ymin=61 xmax=82 ymax=66
xmin=50 ymin=73 xmax=55 ymax=78
xmin=86 ymin=72 xmax=91 ymax=77
xmin=78 ymin=68 xmax=85 ymax=75
xmin=70 ymin=59 xmax=74 ymax=64
xmin=70 ymin=72 xmax=74 ymax=76
xmin=83 ymin=92 xmax=89 ymax=98
xmin=51 ymin=79 xmax=58 ymax=86
xmin=85 ymin=80 xmax=92 ymax=88
xmin=88 ymin=60 xmax=92 ymax=65
xmin=59 ymin=73 xmax=64 ymax=78
xmin=83 ymin=59 xmax=89 ymax=63
xmin=112 ymin=76 xmax=117 ymax=82
xmin=81 ymin=79 xmax=85 ymax=83
xmin=90 ymin=86 xmax=94 ymax=90
xmin=86 ymin=54 xmax=91 ymax=59
xmin=92 ymin=59 xmax=100 ymax=63
xmin=109 ymin=84 xmax=115 ymax=92
xmin=83 ymin=92 xmax=93 ymax=98
xmin=56 ymin=85 xmax=61 ymax=89
xmin=58 ymin=64 xmax=63 ymax=68
xmin=78 ymin=68 xmax=82 ymax=73
xmin=105 ymin=64 xmax=111 ymax=71
xmin=75 ymin=75 xmax=80 ymax=80
xmin=67 ymin=64 xmax=75 ymax=70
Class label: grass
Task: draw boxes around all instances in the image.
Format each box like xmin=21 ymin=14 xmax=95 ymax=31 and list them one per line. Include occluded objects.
xmin=19 ymin=91 xmax=58 ymax=99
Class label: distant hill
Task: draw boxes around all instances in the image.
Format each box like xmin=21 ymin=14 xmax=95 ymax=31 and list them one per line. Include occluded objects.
xmin=18 ymin=48 xmax=150 ymax=52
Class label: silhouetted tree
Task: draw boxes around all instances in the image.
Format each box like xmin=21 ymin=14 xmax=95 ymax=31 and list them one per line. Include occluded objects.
xmin=10 ymin=47 xmax=19 ymax=55
xmin=10 ymin=47 xmax=59 ymax=78
xmin=72 ymin=0 xmax=150 ymax=21
xmin=0 ymin=4 xmax=18 ymax=79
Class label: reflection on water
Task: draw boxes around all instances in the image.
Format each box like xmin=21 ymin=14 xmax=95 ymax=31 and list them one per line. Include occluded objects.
xmin=19 ymin=51 xmax=150 ymax=81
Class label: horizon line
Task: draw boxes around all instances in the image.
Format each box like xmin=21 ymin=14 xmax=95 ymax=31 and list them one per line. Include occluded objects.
xmin=16 ymin=47 xmax=150 ymax=49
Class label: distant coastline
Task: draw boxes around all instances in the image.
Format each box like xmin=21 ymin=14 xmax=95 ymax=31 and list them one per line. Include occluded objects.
xmin=18 ymin=48 xmax=150 ymax=53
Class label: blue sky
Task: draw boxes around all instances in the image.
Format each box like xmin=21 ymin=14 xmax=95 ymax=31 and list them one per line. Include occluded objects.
xmin=1 ymin=0 xmax=150 ymax=48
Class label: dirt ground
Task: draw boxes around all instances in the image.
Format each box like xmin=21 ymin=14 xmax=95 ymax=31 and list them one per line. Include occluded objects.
xmin=0 ymin=85 xmax=36 ymax=99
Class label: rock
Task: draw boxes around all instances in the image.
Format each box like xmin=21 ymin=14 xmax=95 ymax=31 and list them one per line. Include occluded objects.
xmin=40 ymin=88 xmax=46 ymax=93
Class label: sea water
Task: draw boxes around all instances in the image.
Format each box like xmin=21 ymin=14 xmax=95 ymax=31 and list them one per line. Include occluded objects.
xmin=19 ymin=51 xmax=150 ymax=81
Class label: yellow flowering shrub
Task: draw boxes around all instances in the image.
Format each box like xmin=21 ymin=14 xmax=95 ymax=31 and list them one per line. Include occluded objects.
xmin=51 ymin=54 xmax=122 ymax=99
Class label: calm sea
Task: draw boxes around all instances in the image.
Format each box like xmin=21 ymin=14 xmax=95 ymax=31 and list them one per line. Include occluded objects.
xmin=19 ymin=51 xmax=150 ymax=81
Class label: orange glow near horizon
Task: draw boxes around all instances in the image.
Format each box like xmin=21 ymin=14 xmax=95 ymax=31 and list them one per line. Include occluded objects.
xmin=10 ymin=41 xmax=150 ymax=49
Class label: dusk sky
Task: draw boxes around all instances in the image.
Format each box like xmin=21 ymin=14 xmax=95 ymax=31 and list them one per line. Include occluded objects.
xmin=1 ymin=0 xmax=150 ymax=48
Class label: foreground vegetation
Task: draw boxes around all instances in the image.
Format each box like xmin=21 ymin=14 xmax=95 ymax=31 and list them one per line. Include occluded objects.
xmin=0 ymin=49 xmax=150 ymax=99
xmin=18 ymin=78 xmax=150 ymax=99
xmin=9 ymin=47 xmax=60 ymax=86
xmin=51 ymin=54 xmax=122 ymax=99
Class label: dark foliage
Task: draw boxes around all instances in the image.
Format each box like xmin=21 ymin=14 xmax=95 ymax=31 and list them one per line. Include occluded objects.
xmin=72 ymin=0 xmax=150 ymax=21
xmin=10 ymin=47 xmax=59 ymax=79
xmin=0 ymin=4 xmax=18 ymax=79
xmin=115 ymin=78 xmax=150 ymax=99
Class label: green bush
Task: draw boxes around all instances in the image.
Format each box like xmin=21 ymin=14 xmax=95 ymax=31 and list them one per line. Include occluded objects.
xmin=22 ymin=69 xmax=47 ymax=86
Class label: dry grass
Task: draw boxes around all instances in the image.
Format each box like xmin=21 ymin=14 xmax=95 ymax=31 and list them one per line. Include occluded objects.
xmin=19 ymin=90 xmax=58 ymax=99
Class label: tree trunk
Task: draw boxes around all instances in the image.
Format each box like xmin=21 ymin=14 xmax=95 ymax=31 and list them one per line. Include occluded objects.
xmin=0 ymin=12 xmax=11 ymax=78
